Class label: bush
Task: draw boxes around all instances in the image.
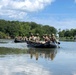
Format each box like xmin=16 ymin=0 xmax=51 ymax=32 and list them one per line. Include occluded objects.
xmin=0 ymin=32 xmax=7 ymax=38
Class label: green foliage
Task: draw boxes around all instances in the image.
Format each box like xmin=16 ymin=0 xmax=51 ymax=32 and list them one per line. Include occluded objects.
xmin=59 ymin=29 xmax=76 ymax=41
xmin=0 ymin=19 xmax=57 ymax=38
xmin=0 ymin=19 xmax=76 ymax=39
xmin=0 ymin=31 xmax=7 ymax=38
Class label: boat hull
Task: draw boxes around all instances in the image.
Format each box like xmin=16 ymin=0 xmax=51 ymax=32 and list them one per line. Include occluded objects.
xmin=14 ymin=39 xmax=26 ymax=43
xmin=26 ymin=41 xmax=57 ymax=48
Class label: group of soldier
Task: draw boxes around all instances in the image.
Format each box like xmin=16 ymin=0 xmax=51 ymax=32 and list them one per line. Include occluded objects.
xmin=15 ymin=33 xmax=59 ymax=44
xmin=28 ymin=33 xmax=59 ymax=44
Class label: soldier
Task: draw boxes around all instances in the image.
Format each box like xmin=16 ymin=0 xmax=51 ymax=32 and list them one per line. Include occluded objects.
xmin=29 ymin=33 xmax=35 ymax=41
xmin=35 ymin=33 xmax=40 ymax=43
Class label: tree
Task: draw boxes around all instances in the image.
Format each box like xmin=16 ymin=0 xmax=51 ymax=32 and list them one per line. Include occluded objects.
xmin=0 ymin=19 xmax=57 ymax=38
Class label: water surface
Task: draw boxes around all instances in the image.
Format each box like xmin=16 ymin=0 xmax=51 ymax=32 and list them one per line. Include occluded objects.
xmin=0 ymin=39 xmax=76 ymax=75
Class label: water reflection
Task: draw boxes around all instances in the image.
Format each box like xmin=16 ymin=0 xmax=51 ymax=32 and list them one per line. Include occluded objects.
xmin=0 ymin=41 xmax=76 ymax=75
xmin=0 ymin=47 xmax=58 ymax=61
xmin=28 ymin=48 xmax=57 ymax=61
xmin=0 ymin=47 xmax=28 ymax=56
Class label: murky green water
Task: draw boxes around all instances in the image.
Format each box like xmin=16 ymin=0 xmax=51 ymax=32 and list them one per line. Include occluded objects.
xmin=0 ymin=39 xmax=76 ymax=75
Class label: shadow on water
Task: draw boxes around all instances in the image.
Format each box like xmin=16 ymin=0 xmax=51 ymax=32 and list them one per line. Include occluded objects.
xmin=28 ymin=48 xmax=58 ymax=61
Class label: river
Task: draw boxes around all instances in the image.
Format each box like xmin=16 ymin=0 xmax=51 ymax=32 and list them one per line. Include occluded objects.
xmin=0 ymin=39 xmax=76 ymax=75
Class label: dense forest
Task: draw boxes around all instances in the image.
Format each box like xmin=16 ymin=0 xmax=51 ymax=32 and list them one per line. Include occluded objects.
xmin=59 ymin=29 xmax=76 ymax=37
xmin=0 ymin=19 xmax=76 ymax=40
xmin=0 ymin=19 xmax=57 ymax=39
xmin=59 ymin=29 xmax=76 ymax=41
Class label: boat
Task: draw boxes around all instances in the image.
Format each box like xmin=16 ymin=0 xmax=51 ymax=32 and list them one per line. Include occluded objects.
xmin=14 ymin=39 xmax=60 ymax=48
xmin=26 ymin=41 xmax=57 ymax=48
xmin=14 ymin=39 xmax=26 ymax=43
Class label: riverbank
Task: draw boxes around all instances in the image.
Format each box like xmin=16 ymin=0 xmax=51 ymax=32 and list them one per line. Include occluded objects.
xmin=59 ymin=37 xmax=75 ymax=41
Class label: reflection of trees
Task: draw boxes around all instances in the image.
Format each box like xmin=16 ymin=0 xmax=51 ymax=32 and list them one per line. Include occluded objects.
xmin=28 ymin=48 xmax=57 ymax=61
xmin=0 ymin=47 xmax=28 ymax=55
xmin=0 ymin=47 xmax=57 ymax=60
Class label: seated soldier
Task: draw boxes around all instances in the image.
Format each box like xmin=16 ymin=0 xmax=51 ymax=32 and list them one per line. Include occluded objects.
xmin=35 ymin=33 xmax=40 ymax=43
xmin=43 ymin=34 xmax=50 ymax=43
xmin=50 ymin=34 xmax=57 ymax=43
xmin=23 ymin=36 xmax=28 ymax=41
xmin=48 ymin=34 xmax=52 ymax=42
xmin=29 ymin=33 xmax=35 ymax=42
